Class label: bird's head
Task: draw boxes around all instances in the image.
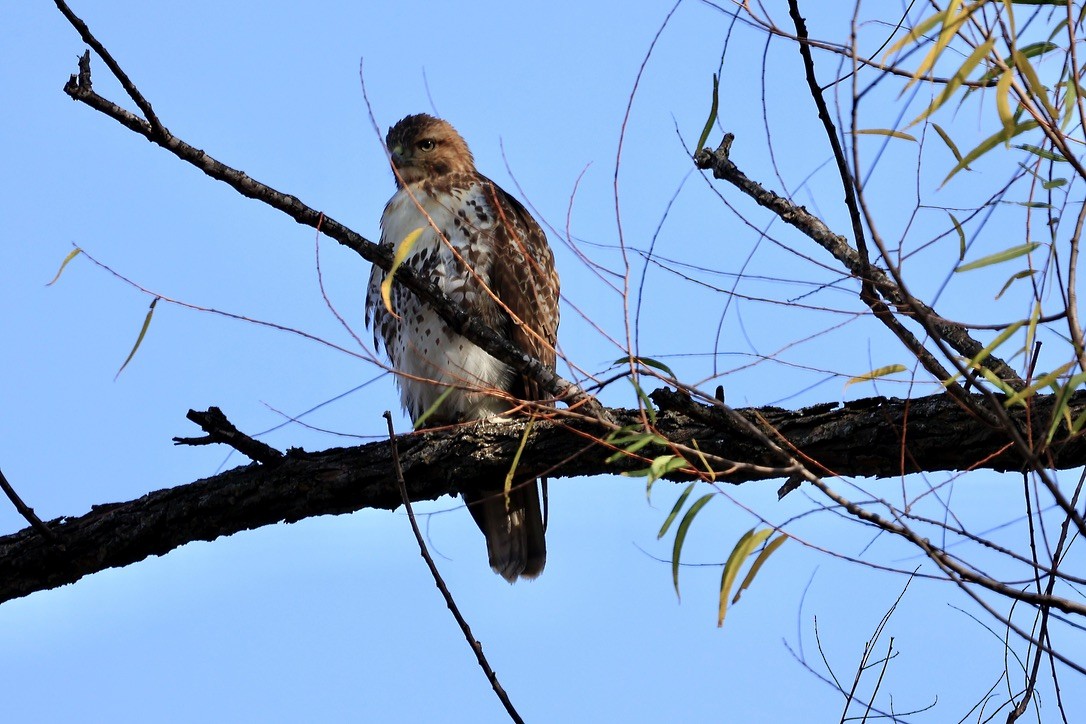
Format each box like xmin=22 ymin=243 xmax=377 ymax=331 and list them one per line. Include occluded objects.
xmin=385 ymin=113 xmax=475 ymax=186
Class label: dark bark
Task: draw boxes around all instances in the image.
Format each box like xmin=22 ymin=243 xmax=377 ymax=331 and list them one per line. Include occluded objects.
xmin=1 ymin=389 xmax=1083 ymax=606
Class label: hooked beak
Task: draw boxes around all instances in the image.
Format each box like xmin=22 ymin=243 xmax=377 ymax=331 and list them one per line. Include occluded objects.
xmin=389 ymin=144 xmax=405 ymax=167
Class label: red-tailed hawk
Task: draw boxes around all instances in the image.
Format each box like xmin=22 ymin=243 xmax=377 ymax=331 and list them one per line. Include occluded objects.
xmin=365 ymin=114 xmax=560 ymax=582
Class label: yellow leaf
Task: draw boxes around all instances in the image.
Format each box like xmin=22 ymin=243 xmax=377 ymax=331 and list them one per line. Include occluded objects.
xmin=46 ymin=247 xmax=82 ymax=286
xmin=883 ymin=10 xmax=949 ymax=63
xmin=845 ymin=364 xmax=907 ymax=389
xmin=1013 ymin=49 xmax=1056 ymax=119
xmin=380 ymin=227 xmax=425 ymax=317
xmin=932 ymin=124 xmax=964 ymax=165
xmin=903 ymin=1 xmax=975 ymax=92
xmin=412 ymin=386 xmax=454 ymax=430
xmin=955 ymin=242 xmax=1040 ymax=272
xmin=996 ymin=68 xmax=1015 ymax=131
xmin=732 ymin=533 xmax=788 ymax=605
xmin=1004 ymin=361 xmax=1075 ymax=408
xmin=943 ymin=121 xmax=1039 ymax=184
xmin=717 ymin=528 xmax=774 ymax=627
xmin=908 ymin=37 xmax=995 ymax=128
xmin=854 ymin=129 xmax=916 ymax=142
xmin=942 ymin=321 xmax=1024 ymax=388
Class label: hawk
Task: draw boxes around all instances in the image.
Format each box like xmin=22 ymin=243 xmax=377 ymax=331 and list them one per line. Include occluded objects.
xmin=365 ymin=114 xmax=560 ymax=582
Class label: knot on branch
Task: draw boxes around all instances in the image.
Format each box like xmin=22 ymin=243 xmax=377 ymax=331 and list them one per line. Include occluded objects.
xmin=693 ymin=133 xmax=735 ymax=177
xmin=174 ymin=407 xmax=283 ymax=465
xmin=63 ymin=50 xmax=93 ymax=97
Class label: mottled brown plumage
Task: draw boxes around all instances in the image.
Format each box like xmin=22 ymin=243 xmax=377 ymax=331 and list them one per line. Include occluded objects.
xmin=365 ymin=114 xmax=559 ymax=581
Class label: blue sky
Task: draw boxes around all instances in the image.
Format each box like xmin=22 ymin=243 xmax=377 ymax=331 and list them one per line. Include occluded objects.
xmin=3 ymin=1 xmax=1083 ymax=721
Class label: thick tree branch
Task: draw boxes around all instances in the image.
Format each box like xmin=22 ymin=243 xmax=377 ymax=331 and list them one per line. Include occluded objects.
xmin=2 ymin=390 xmax=1085 ymax=606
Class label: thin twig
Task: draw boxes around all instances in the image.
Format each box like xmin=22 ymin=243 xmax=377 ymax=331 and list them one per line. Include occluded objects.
xmin=0 ymin=467 xmax=60 ymax=543
xmin=53 ymin=0 xmax=165 ymax=136
xmin=692 ymin=137 xmax=1023 ymax=390
xmin=382 ymin=412 xmax=525 ymax=724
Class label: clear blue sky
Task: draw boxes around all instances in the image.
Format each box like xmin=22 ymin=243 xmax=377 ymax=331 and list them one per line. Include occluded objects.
xmin=2 ymin=2 xmax=1081 ymax=721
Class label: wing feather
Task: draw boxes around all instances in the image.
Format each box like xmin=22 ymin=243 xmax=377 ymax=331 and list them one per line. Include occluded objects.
xmin=479 ymin=176 xmax=560 ymax=403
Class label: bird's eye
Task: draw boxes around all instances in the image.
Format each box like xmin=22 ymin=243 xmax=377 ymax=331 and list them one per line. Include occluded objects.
xmin=417 ymin=139 xmax=436 ymax=152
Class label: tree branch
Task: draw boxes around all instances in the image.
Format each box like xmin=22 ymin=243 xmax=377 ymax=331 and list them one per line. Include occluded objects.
xmin=693 ymin=136 xmax=1025 ymax=389
xmin=2 ymin=390 xmax=1084 ymax=606
xmin=174 ymin=407 xmax=284 ymax=465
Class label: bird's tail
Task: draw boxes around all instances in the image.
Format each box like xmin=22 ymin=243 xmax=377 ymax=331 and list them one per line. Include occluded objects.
xmin=463 ymin=478 xmax=546 ymax=583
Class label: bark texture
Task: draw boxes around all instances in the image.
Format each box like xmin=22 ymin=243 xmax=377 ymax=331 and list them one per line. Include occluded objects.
xmin=1 ymin=389 xmax=1083 ymax=605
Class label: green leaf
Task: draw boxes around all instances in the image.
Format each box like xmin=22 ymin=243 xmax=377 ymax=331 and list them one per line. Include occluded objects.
xmin=932 ymin=124 xmax=965 ymax=165
xmin=1045 ymin=372 xmax=1086 ymax=444
xmin=606 ymin=429 xmax=665 ymax=463
xmin=955 ymin=242 xmax=1040 ymax=272
xmin=634 ymin=454 xmax=688 ymax=496
xmin=630 ymin=378 xmax=657 ymax=425
xmin=1025 ymin=299 xmax=1041 ymax=367
xmin=845 ymin=364 xmax=907 ymax=389
xmin=695 ymin=73 xmax=720 ymax=152
xmin=115 ymin=297 xmax=159 ymax=381
xmin=1003 ymin=201 xmax=1051 ymax=209
xmin=672 ymin=493 xmax=714 ymax=600
xmin=1043 ymin=178 xmax=1068 ymax=190
xmin=46 ymin=247 xmax=82 ymax=286
xmin=1061 ymin=78 xmax=1079 ymax=130
xmin=613 ymin=355 xmax=676 ymax=378
xmin=944 ymin=121 xmax=1039 ymax=184
xmin=717 ymin=528 xmax=774 ymax=627
xmin=412 ymin=386 xmax=454 ymax=429
xmin=854 ymin=128 xmax=916 ymax=142
xmin=658 ymin=483 xmax=696 ymax=538
xmin=942 ymin=320 xmax=1023 ymax=388
xmin=995 ymin=270 xmax=1036 ymax=300
xmin=1016 ymin=144 xmax=1067 ymax=162
xmin=732 ymin=533 xmax=788 ymax=606
xmin=606 ymin=425 xmax=668 ymax=448
xmin=650 ymin=454 xmax=687 ymax=482
xmin=948 ymin=212 xmax=966 ymax=261
xmin=1003 ymin=360 xmax=1075 ymax=407
xmin=1015 ymin=41 xmax=1059 ymax=59
xmin=978 ymin=365 xmax=1019 ymax=396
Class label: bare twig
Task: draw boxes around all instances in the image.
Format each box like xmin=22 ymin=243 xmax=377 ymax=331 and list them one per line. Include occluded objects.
xmin=0 ymin=467 xmax=59 ymax=543
xmin=53 ymin=0 xmax=165 ymax=136
xmin=174 ymin=407 xmax=284 ymax=465
xmin=692 ymin=138 xmax=1024 ymax=390
xmin=382 ymin=412 xmax=525 ymax=724
xmin=728 ymin=4 xmax=998 ymax=89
